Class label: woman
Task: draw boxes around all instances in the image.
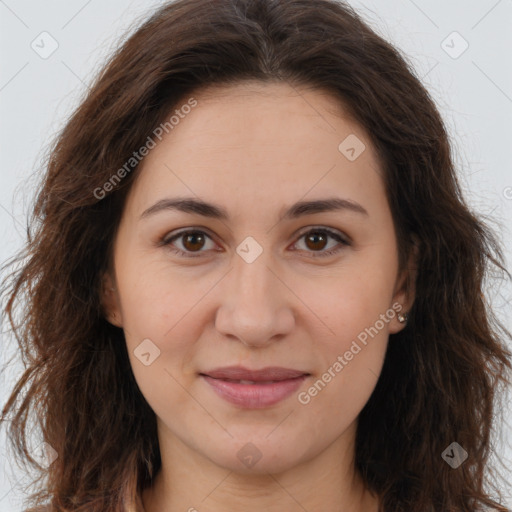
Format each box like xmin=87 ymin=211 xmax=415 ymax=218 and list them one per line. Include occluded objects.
xmin=1 ymin=0 xmax=511 ymax=511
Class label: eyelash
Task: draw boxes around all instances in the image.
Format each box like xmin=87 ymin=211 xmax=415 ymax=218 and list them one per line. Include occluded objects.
xmin=161 ymin=227 xmax=351 ymax=259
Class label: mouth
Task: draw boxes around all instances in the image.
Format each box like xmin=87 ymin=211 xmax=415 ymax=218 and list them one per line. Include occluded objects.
xmin=199 ymin=366 xmax=310 ymax=409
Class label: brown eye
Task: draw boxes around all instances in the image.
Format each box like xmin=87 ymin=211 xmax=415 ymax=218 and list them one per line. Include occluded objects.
xmin=182 ymin=232 xmax=206 ymax=252
xmin=293 ymin=228 xmax=350 ymax=258
xmin=162 ymin=227 xmax=350 ymax=259
xmin=304 ymin=231 xmax=329 ymax=251
xmin=163 ymin=230 xmax=216 ymax=257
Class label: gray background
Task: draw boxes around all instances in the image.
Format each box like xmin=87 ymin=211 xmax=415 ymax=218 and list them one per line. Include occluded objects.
xmin=1 ymin=0 xmax=511 ymax=509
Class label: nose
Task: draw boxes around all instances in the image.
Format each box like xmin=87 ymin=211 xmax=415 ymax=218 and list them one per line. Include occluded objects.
xmin=214 ymin=249 xmax=295 ymax=348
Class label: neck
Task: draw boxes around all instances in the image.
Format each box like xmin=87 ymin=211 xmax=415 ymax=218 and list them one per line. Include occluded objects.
xmin=142 ymin=422 xmax=379 ymax=512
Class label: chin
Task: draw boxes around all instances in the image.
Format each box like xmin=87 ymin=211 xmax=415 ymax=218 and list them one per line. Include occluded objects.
xmin=203 ymin=437 xmax=312 ymax=475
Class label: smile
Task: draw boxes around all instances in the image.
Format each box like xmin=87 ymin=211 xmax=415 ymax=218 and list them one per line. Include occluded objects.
xmin=200 ymin=366 xmax=310 ymax=408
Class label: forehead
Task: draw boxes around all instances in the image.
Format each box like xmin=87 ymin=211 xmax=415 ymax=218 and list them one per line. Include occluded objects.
xmin=127 ymin=81 xmax=385 ymax=218
xmin=171 ymin=80 xmax=361 ymax=147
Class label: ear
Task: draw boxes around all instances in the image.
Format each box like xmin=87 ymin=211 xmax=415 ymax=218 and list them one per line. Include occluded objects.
xmin=100 ymin=272 xmax=124 ymax=328
xmin=389 ymin=241 xmax=419 ymax=334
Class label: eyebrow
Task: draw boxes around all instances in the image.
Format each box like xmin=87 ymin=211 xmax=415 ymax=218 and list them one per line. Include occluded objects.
xmin=140 ymin=196 xmax=368 ymax=221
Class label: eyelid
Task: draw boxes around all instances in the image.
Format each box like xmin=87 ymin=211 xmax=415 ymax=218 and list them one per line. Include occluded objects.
xmin=289 ymin=226 xmax=351 ymax=258
xmin=161 ymin=225 xmax=351 ymax=257
xmin=293 ymin=225 xmax=351 ymax=245
xmin=161 ymin=226 xmax=217 ymax=245
xmin=161 ymin=227 xmax=220 ymax=255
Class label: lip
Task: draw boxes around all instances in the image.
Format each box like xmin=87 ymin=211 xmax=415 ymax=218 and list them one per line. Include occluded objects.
xmin=200 ymin=366 xmax=310 ymax=409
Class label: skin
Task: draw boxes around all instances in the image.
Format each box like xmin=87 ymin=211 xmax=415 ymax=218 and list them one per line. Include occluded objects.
xmin=102 ymin=81 xmax=416 ymax=512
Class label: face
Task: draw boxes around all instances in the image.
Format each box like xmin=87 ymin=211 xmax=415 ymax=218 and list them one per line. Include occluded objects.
xmin=102 ymin=81 xmax=414 ymax=475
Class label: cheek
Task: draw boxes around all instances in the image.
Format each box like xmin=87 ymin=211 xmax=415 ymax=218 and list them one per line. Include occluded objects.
xmin=120 ymin=284 xmax=203 ymax=431
xmin=309 ymin=262 xmax=396 ymax=346
xmin=297 ymin=262 xmax=394 ymax=409
xmin=117 ymin=253 xmax=214 ymax=340
xmin=297 ymin=294 xmax=390 ymax=436
xmin=115 ymin=259 xmax=211 ymax=401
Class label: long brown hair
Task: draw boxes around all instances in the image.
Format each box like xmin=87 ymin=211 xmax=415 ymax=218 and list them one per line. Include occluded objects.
xmin=1 ymin=0 xmax=511 ymax=510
